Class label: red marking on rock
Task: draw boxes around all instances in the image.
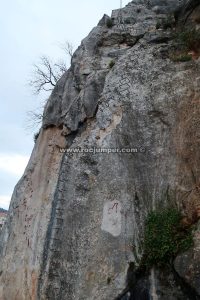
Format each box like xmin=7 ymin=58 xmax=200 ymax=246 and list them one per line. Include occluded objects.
xmin=108 ymin=202 xmax=119 ymax=214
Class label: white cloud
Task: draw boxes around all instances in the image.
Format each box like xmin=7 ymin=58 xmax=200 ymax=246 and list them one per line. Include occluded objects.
xmin=0 ymin=195 xmax=11 ymax=210
xmin=0 ymin=154 xmax=29 ymax=177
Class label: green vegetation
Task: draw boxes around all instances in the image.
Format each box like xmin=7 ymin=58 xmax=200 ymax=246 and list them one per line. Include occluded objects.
xmin=169 ymin=27 xmax=200 ymax=62
xmin=156 ymin=15 xmax=175 ymax=30
xmin=142 ymin=208 xmax=193 ymax=268
xmin=108 ymin=60 xmax=115 ymax=69
xmin=175 ymin=27 xmax=200 ymax=52
xmin=170 ymin=53 xmax=192 ymax=62
xmin=106 ymin=18 xmax=114 ymax=28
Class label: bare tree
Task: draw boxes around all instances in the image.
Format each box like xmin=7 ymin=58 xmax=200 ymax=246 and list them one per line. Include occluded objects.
xmin=26 ymin=108 xmax=45 ymax=133
xmin=27 ymin=110 xmax=43 ymax=126
xmin=29 ymin=55 xmax=67 ymax=95
xmin=27 ymin=41 xmax=73 ymax=134
xmin=29 ymin=41 xmax=73 ymax=95
xmin=60 ymin=41 xmax=74 ymax=58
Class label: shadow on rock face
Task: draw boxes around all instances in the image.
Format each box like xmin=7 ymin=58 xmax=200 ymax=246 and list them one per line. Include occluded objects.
xmin=116 ymin=262 xmax=150 ymax=300
xmin=128 ymin=277 xmax=150 ymax=300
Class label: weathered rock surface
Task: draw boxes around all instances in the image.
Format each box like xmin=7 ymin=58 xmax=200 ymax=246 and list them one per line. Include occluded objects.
xmin=174 ymin=221 xmax=200 ymax=297
xmin=1 ymin=0 xmax=200 ymax=299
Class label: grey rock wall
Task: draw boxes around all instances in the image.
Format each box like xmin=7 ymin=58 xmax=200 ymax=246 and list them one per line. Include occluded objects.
xmin=1 ymin=0 xmax=200 ymax=299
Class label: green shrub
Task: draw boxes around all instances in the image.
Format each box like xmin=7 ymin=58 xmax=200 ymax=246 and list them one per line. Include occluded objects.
xmin=163 ymin=15 xmax=175 ymax=30
xmin=175 ymin=27 xmax=200 ymax=52
xmin=169 ymin=27 xmax=200 ymax=62
xmin=142 ymin=208 xmax=193 ymax=268
xmin=106 ymin=18 xmax=113 ymax=28
xmin=156 ymin=15 xmax=175 ymax=30
xmin=109 ymin=60 xmax=115 ymax=69
xmin=171 ymin=53 xmax=192 ymax=62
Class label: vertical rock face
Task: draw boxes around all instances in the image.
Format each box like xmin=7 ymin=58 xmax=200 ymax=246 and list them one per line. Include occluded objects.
xmin=0 ymin=128 xmax=66 ymax=300
xmin=1 ymin=0 xmax=200 ymax=299
xmin=0 ymin=209 xmax=7 ymax=229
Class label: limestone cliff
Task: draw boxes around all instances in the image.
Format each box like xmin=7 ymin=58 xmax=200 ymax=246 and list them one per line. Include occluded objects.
xmin=1 ymin=0 xmax=200 ymax=299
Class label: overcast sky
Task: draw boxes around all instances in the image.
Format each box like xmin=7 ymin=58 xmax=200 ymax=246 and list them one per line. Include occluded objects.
xmin=0 ymin=0 xmax=130 ymax=210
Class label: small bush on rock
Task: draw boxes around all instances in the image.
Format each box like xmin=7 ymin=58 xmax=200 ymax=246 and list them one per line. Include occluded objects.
xmin=156 ymin=15 xmax=175 ymax=30
xmin=169 ymin=27 xmax=200 ymax=62
xmin=142 ymin=208 xmax=193 ymax=268
xmin=175 ymin=27 xmax=200 ymax=52
xmin=170 ymin=53 xmax=192 ymax=62
xmin=109 ymin=60 xmax=115 ymax=69
xmin=106 ymin=18 xmax=114 ymax=28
